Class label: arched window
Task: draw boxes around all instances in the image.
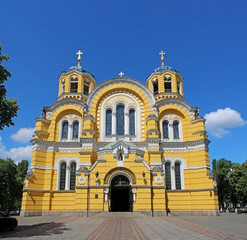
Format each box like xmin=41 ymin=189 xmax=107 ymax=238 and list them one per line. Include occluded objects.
xmin=164 ymin=75 xmax=172 ymax=92
xmin=72 ymin=121 xmax=79 ymax=139
xmin=173 ymin=121 xmax=179 ymax=139
xmin=165 ymin=162 xmax=171 ymax=190
xmin=129 ymin=109 xmax=135 ymax=135
xmin=153 ymin=78 xmax=158 ymax=95
xmin=59 ymin=162 xmax=66 ymax=190
xmin=116 ymin=105 xmax=124 ymax=135
xmin=84 ymin=79 xmax=90 ymax=96
xmin=162 ymin=120 xmax=169 ymax=139
xmin=70 ymin=76 xmax=78 ymax=93
xmin=175 ymin=162 xmax=181 ymax=190
xmin=106 ymin=109 xmax=112 ymax=135
xmin=62 ymin=121 xmax=68 ymax=139
xmin=70 ymin=162 xmax=76 ymax=190
xmin=177 ymin=79 xmax=180 ymax=94
xmin=61 ymin=79 xmax=65 ymax=93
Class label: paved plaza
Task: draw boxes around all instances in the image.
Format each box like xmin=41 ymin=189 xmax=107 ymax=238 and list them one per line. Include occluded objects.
xmin=0 ymin=212 xmax=246 ymax=240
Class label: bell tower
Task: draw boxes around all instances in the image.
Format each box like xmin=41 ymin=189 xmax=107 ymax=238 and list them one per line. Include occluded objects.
xmin=57 ymin=50 xmax=96 ymax=102
xmin=146 ymin=51 xmax=184 ymax=102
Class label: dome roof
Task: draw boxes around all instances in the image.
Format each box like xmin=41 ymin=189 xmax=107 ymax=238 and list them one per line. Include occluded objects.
xmin=153 ymin=65 xmax=179 ymax=73
xmin=67 ymin=65 xmax=88 ymax=72
xmin=60 ymin=65 xmax=96 ymax=80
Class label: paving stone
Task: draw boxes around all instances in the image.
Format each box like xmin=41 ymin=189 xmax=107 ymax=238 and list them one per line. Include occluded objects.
xmin=0 ymin=213 xmax=246 ymax=240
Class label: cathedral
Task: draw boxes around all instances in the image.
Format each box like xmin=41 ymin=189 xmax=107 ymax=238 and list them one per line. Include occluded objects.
xmin=21 ymin=51 xmax=219 ymax=217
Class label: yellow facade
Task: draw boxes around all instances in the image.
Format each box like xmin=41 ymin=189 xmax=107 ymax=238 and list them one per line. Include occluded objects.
xmin=21 ymin=56 xmax=219 ymax=217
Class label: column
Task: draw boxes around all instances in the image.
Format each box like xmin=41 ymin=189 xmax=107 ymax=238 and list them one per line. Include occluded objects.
xmin=124 ymin=112 xmax=129 ymax=136
xmin=65 ymin=165 xmax=70 ymax=190
xmin=104 ymin=188 xmax=109 ymax=204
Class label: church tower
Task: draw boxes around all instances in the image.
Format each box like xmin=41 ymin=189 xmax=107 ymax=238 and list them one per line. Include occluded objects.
xmin=21 ymin=51 xmax=219 ymax=217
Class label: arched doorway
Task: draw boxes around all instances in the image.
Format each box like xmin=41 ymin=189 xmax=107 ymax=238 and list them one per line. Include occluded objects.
xmin=110 ymin=174 xmax=133 ymax=212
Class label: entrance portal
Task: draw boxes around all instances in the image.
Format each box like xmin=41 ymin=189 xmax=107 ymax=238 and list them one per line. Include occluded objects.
xmin=110 ymin=175 xmax=132 ymax=212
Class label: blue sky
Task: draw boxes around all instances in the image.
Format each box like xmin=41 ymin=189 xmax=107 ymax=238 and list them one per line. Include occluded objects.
xmin=1 ymin=0 xmax=247 ymax=165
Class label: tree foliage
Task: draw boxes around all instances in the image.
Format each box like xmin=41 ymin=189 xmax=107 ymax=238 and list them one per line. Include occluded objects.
xmin=0 ymin=44 xmax=19 ymax=130
xmin=0 ymin=158 xmax=28 ymax=212
xmin=213 ymin=158 xmax=247 ymax=208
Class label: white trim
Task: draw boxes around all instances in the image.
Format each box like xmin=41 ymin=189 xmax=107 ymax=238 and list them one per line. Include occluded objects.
xmin=184 ymin=165 xmax=210 ymax=170
xmin=55 ymin=157 xmax=80 ymax=190
xmin=87 ymin=77 xmax=156 ymax=113
xmin=150 ymin=162 xmax=162 ymax=166
xmin=100 ymin=93 xmax=141 ymax=141
xmin=30 ymin=165 xmax=55 ymax=170
xmin=59 ymin=115 xmax=81 ymax=142
xmin=162 ymin=157 xmax=186 ymax=190
xmin=109 ymin=173 xmax=132 ymax=186
xmin=160 ymin=114 xmax=183 ymax=142
xmin=89 ymin=161 xmax=98 ymax=171
xmin=80 ymin=162 xmax=91 ymax=166
xmin=143 ymin=160 xmax=151 ymax=171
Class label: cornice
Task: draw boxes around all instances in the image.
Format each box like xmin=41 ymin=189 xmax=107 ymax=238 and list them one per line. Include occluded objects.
xmin=35 ymin=115 xmax=51 ymax=124
xmin=58 ymin=69 xmax=96 ymax=84
xmin=156 ymin=98 xmax=198 ymax=118
xmin=191 ymin=116 xmax=205 ymax=123
xmin=31 ymin=139 xmax=82 ymax=152
xmin=161 ymin=139 xmax=210 ymax=152
xmin=146 ymin=68 xmax=183 ymax=85
xmin=43 ymin=98 xmax=85 ymax=115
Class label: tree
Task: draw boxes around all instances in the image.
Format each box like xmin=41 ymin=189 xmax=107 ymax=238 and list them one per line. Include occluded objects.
xmin=0 ymin=44 xmax=19 ymax=130
xmin=16 ymin=160 xmax=29 ymax=209
xmin=0 ymin=158 xmax=18 ymax=212
xmin=229 ymin=161 xmax=247 ymax=207
xmin=212 ymin=158 xmax=233 ymax=208
xmin=0 ymin=158 xmax=28 ymax=212
xmin=213 ymin=158 xmax=247 ymax=210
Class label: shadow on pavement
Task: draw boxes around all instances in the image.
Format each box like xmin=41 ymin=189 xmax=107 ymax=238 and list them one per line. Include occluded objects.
xmin=0 ymin=221 xmax=71 ymax=238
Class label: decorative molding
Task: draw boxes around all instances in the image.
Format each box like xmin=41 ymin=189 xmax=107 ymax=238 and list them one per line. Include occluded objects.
xmin=156 ymin=98 xmax=198 ymax=119
xmin=82 ymin=129 xmax=95 ymax=135
xmin=146 ymin=69 xmax=183 ymax=85
xmin=58 ymin=69 xmax=96 ymax=84
xmin=104 ymin=167 xmax=136 ymax=185
xmin=150 ymin=162 xmax=162 ymax=166
xmin=192 ymin=130 xmax=207 ymax=136
xmin=34 ymin=131 xmax=49 ymax=137
xmin=84 ymin=114 xmax=95 ymax=122
xmin=78 ymin=176 xmax=86 ymax=185
xmin=146 ymin=129 xmax=159 ymax=135
xmin=184 ymin=165 xmax=210 ymax=170
xmin=80 ymin=162 xmax=91 ymax=166
xmin=30 ymin=165 xmax=54 ymax=170
xmin=191 ymin=116 xmax=205 ymax=124
xmin=97 ymin=140 xmax=145 ymax=157
xmin=160 ymin=139 xmax=210 ymax=152
xmin=87 ymin=77 xmax=156 ymax=114
xmin=155 ymin=176 xmax=163 ymax=184
xmin=146 ymin=114 xmax=158 ymax=122
xmin=35 ymin=115 xmax=51 ymax=123
xmin=43 ymin=98 xmax=84 ymax=118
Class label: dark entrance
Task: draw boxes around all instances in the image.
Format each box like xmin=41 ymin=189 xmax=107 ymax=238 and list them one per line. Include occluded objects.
xmin=110 ymin=175 xmax=132 ymax=212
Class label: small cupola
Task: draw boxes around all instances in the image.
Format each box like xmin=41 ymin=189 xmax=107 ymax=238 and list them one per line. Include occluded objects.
xmin=146 ymin=51 xmax=184 ymax=102
xmin=57 ymin=50 xmax=96 ymax=102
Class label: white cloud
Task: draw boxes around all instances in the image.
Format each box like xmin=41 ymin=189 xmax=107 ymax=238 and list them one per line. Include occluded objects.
xmin=0 ymin=136 xmax=32 ymax=163
xmin=204 ymin=107 xmax=246 ymax=138
xmin=11 ymin=127 xmax=35 ymax=143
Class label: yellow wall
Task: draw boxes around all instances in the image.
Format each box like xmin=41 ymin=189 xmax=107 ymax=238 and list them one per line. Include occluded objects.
xmin=21 ymin=67 xmax=219 ymax=217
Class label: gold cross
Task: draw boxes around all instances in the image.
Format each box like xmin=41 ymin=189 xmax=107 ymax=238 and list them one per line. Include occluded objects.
xmin=76 ymin=50 xmax=83 ymax=67
xmin=159 ymin=50 xmax=165 ymax=67
xmin=118 ymin=71 xmax=124 ymax=77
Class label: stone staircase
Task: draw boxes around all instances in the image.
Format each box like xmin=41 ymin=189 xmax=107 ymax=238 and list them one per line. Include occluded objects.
xmin=92 ymin=211 xmax=149 ymax=218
